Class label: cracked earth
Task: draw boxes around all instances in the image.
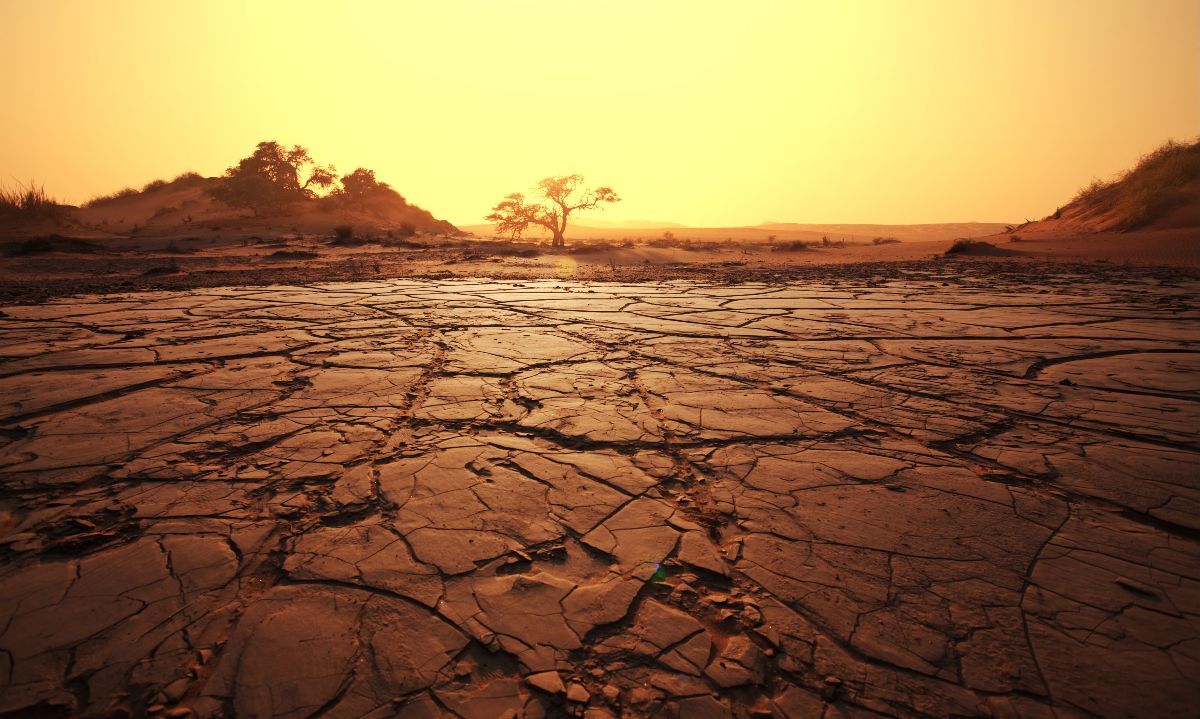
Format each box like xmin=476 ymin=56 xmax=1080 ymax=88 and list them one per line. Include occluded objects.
xmin=0 ymin=269 xmax=1197 ymax=718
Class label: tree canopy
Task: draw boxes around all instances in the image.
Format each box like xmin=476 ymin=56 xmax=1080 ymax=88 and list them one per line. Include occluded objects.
xmin=486 ymin=175 xmax=619 ymax=246
xmin=208 ymin=141 xmax=338 ymax=215
xmin=334 ymin=168 xmax=405 ymax=206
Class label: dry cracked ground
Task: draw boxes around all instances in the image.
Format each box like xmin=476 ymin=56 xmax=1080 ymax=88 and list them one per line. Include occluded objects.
xmin=0 ymin=269 xmax=1197 ymax=719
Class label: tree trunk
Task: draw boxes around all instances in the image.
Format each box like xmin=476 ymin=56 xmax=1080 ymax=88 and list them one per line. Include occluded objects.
xmin=551 ymin=229 xmax=565 ymax=247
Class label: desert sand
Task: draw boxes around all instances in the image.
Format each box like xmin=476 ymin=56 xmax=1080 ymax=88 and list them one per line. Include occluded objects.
xmin=0 ymin=265 xmax=1197 ymax=718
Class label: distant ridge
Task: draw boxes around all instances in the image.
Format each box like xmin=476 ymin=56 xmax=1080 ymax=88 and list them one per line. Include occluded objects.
xmin=461 ymin=221 xmax=1012 ymax=242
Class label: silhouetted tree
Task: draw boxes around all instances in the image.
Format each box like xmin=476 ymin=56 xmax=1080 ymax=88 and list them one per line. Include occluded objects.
xmin=209 ymin=141 xmax=336 ymax=216
xmin=335 ymin=168 xmax=404 ymax=205
xmin=487 ymin=175 xmax=620 ymax=246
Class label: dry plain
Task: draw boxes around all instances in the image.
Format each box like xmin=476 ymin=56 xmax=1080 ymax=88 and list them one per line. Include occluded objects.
xmin=0 ymin=264 xmax=1197 ymax=719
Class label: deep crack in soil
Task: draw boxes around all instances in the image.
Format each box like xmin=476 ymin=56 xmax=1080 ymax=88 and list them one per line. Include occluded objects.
xmin=0 ymin=270 xmax=1197 ymax=718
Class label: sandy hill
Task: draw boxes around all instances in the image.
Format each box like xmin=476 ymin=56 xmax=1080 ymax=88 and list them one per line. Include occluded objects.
xmin=77 ymin=174 xmax=458 ymax=237
xmin=2 ymin=172 xmax=458 ymax=239
xmin=753 ymin=222 xmax=1011 ymax=240
xmin=1020 ymin=138 xmax=1200 ymax=234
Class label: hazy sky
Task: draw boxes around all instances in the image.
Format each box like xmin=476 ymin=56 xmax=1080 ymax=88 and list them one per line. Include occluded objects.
xmin=2 ymin=1 xmax=1197 ymax=226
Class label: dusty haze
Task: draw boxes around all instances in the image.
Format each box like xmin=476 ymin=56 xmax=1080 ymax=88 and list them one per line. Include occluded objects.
xmin=1 ymin=0 xmax=1197 ymax=226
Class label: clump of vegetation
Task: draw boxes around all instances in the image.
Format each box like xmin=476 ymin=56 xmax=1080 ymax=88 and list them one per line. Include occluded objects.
xmin=771 ymin=240 xmax=812 ymax=252
xmin=6 ymin=234 xmax=98 ymax=256
xmin=945 ymin=239 xmax=1019 ymax=257
xmin=0 ymin=181 xmax=65 ymax=220
xmin=1071 ymin=137 xmax=1200 ymax=230
xmin=265 ymin=249 xmax=319 ymax=260
xmin=208 ymin=141 xmax=337 ymax=216
xmin=872 ymin=236 xmax=900 ymax=245
xmin=569 ymin=240 xmax=618 ymax=254
xmin=84 ymin=187 xmax=140 ymax=207
xmin=648 ymin=232 xmax=687 ymax=249
xmin=334 ymin=224 xmax=354 ymax=240
xmin=85 ymin=173 xmax=207 ymax=208
xmin=141 ymin=260 xmax=181 ymax=276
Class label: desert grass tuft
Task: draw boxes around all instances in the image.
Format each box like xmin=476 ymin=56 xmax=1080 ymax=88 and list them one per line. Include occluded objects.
xmin=1071 ymin=137 xmax=1200 ymax=230
xmin=0 ymin=180 xmax=64 ymax=219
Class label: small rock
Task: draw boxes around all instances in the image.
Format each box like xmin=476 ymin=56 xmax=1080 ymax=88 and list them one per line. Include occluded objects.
xmin=704 ymin=635 xmax=765 ymax=687
xmin=628 ymin=686 xmax=658 ymax=706
xmin=567 ymin=683 xmax=590 ymax=703
xmin=161 ymin=679 xmax=190 ymax=703
xmin=526 ymin=670 xmax=566 ymax=694
xmin=1114 ymin=576 xmax=1158 ymax=598
xmin=601 ymin=684 xmax=621 ymax=703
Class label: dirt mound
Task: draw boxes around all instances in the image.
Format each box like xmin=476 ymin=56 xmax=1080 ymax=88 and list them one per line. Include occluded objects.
xmin=5 ymin=234 xmax=100 ymax=255
xmin=70 ymin=171 xmax=459 ymax=238
xmin=265 ymin=250 xmax=319 ymax=260
xmin=945 ymin=240 xmax=1023 ymax=257
xmin=1027 ymin=138 xmax=1200 ymax=234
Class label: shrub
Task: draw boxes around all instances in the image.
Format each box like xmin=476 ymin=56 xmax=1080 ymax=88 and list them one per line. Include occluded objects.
xmin=141 ymin=260 xmax=181 ymax=276
xmin=7 ymin=234 xmax=98 ymax=255
xmin=84 ymin=187 xmax=140 ymax=207
xmin=0 ymin=181 xmax=65 ymax=220
xmin=1072 ymin=138 xmax=1200 ymax=230
xmin=872 ymin=237 xmax=900 ymax=245
xmin=334 ymin=224 xmax=354 ymax=239
xmin=142 ymin=179 xmax=169 ymax=193
xmin=772 ymin=240 xmax=812 ymax=252
xmin=569 ymin=240 xmax=618 ymax=254
xmin=266 ymin=250 xmax=319 ymax=260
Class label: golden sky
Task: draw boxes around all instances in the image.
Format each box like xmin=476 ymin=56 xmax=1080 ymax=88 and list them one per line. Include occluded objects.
xmin=2 ymin=0 xmax=1197 ymax=227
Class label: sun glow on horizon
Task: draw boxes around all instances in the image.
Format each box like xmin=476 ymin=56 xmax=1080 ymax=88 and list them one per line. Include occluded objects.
xmin=1 ymin=0 xmax=1197 ymax=227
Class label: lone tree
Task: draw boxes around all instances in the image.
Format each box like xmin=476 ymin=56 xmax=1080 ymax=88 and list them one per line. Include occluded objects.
xmin=487 ymin=175 xmax=619 ymax=246
xmin=209 ymin=141 xmax=336 ymax=216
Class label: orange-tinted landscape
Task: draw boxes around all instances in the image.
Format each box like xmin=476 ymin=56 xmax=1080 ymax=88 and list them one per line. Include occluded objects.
xmin=1 ymin=3 xmax=1198 ymax=718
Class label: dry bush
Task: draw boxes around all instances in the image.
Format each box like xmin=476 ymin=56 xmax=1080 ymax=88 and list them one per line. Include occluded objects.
xmin=266 ymin=250 xmax=319 ymax=260
xmin=0 ymin=181 xmax=65 ymax=219
xmin=771 ymin=240 xmax=812 ymax=252
xmin=6 ymin=234 xmax=98 ymax=255
xmin=84 ymin=187 xmax=140 ymax=207
xmin=1072 ymin=138 xmax=1200 ymax=229
xmin=569 ymin=240 xmax=618 ymax=254
xmin=946 ymin=239 xmax=981 ymax=255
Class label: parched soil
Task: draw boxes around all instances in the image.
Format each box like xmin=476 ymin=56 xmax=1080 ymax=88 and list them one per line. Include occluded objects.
xmin=0 ymin=270 xmax=1197 ymax=718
